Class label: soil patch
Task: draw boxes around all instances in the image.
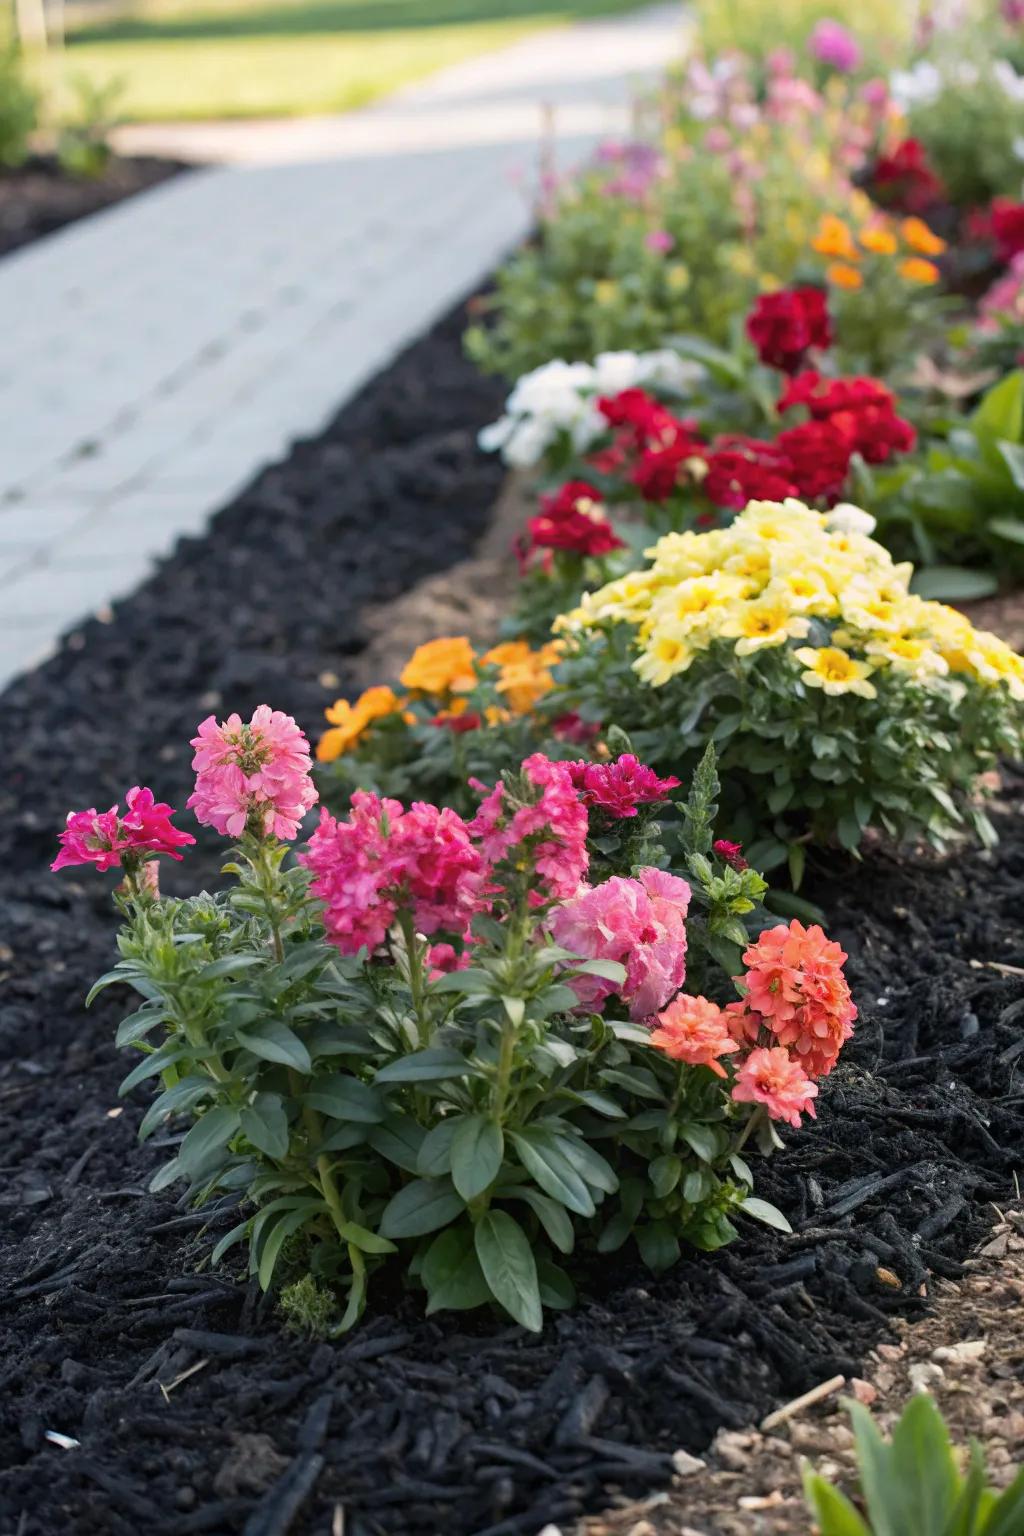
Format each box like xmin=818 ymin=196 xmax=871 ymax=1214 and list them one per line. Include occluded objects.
xmin=1 ymin=299 xmax=1024 ymax=1536
xmin=0 ymin=154 xmax=184 ymax=260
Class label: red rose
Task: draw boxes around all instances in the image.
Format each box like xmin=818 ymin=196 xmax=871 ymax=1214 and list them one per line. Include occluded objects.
xmin=871 ymin=138 xmax=943 ymax=213
xmin=703 ymin=436 xmax=799 ymax=509
xmin=991 ymin=198 xmax=1024 ymax=262
xmin=745 ymin=286 xmax=833 ymax=374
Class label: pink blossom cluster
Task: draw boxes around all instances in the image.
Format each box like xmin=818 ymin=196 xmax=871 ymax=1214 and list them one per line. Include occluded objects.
xmin=549 ymin=867 xmax=691 ymax=1021
xmin=567 ymin=754 xmax=681 ymax=820
xmin=470 ymin=753 xmax=589 ymax=902
xmin=188 ymin=705 xmax=318 ymax=841
xmin=301 ymin=793 xmax=486 ymax=957
xmin=52 ymin=786 xmax=195 ymax=874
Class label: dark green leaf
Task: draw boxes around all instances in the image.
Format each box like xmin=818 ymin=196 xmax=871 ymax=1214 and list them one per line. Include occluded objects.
xmin=474 ymin=1210 xmax=543 ymax=1332
xmin=304 ymin=1075 xmax=384 ymax=1123
xmin=236 ymin=1020 xmax=311 ymax=1073
xmin=636 ymin=1220 xmax=681 ymax=1274
xmin=422 ymin=1226 xmax=491 ymax=1314
xmin=509 ymin=1130 xmax=594 ymax=1217
xmin=379 ymin=1178 xmax=464 ymax=1239
xmin=177 ymin=1106 xmax=240 ymax=1179
xmin=375 ymin=1047 xmax=470 ymax=1084
xmin=240 ymin=1093 xmax=290 ymax=1161
xmin=368 ymin=1114 xmax=426 ymax=1173
xmin=138 ymin=1075 xmax=214 ymax=1141
xmin=451 ymin=1116 xmax=504 ymax=1202
xmin=416 ymin=1117 xmax=464 ymax=1177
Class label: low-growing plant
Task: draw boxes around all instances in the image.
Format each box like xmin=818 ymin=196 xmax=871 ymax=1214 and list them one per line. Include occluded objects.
xmin=58 ymin=708 xmax=858 ymax=1333
xmin=555 ymin=498 xmax=1024 ymax=873
xmin=0 ymin=41 xmax=38 ymax=169
xmin=804 ymin=1393 xmax=1024 ymax=1536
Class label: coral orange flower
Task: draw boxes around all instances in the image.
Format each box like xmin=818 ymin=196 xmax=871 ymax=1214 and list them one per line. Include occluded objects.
xmin=812 ymin=214 xmax=859 ymax=261
xmin=399 ymin=636 xmax=477 ymax=696
xmin=899 ymin=256 xmax=940 ymax=285
xmin=731 ymin=1046 xmax=818 ymax=1128
xmin=482 ymin=639 xmax=562 ymax=714
xmin=649 ymin=994 xmax=738 ymax=1076
xmin=901 ymin=217 xmax=946 ymax=256
xmin=858 ymin=225 xmax=897 ymax=255
xmin=826 ymin=262 xmax=863 ymax=290
xmin=317 ymin=685 xmax=406 ymax=762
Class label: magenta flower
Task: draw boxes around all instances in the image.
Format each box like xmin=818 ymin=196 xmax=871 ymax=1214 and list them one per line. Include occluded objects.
xmin=471 ymin=753 xmax=588 ymax=902
xmin=808 ymin=18 xmax=861 ymax=73
xmin=644 ymin=229 xmax=674 ymax=254
xmin=187 ymin=704 xmax=318 ymax=841
xmin=301 ymin=793 xmax=485 ymax=957
xmin=52 ymin=786 xmax=195 ymax=873
xmin=712 ymin=838 xmax=749 ymax=871
xmin=568 ymin=754 xmax=681 ymax=819
xmin=549 ymin=867 xmax=690 ymax=1021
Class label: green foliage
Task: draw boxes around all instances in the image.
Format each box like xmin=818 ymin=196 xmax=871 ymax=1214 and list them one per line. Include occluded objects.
xmin=56 ymin=76 xmax=122 ymax=179
xmin=907 ymin=63 xmax=1024 ymax=211
xmin=869 ymin=371 xmax=1024 ymax=590
xmin=804 ymin=1394 xmax=1024 ymax=1536
xmin=89 ymin=763 xmax=788 ymax=1335
xmin=0 ymin=42 xmax=38 ymax=168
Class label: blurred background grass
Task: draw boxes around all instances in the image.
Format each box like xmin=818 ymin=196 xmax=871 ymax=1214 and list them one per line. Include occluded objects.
xmin=48 ymin=0 xmax=657 ymax=122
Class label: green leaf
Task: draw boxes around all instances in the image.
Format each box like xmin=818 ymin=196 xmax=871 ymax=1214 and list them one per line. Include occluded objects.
xmin=537 ymin=1258 xmax=575 ymax=1310
xmin=678 ymin=1122 xmax=719 ymax=1164
xmin=572 ymin=957 xmax=628 ymax=984
xmin=451 ymin=1115 xmax=504 ymax=1202
xmin=553 ymin=1133 xmax=618 ymax=1195
xmin=118 ymin=1041 xmax=188 ymax=1096
xmin=989 ymin=515 xmax=1024 ymax=546
xmin=334 ymin=1220 xmax=396 ymax=1256
xmin=429 ymin=968 xmax=492 ymax=994
xmin=422 ymin=1226 xmax=491 ymax=1314
xmin=600 ymin=1065 xmax=664 ymax=1100
xmin=636 ymin=1220 xmax=681 ymax=1274
xmin=802 ymin=1471 xmax=872 ymax=1536
xmin=984 ymin=1467 xmax=1024 ymax=1536
xmin=257 ymin=1204 xmax=318 ymax=1291
xmin=474 ymin=1210 xmax=543 ymax=1332
xmin=239 ymin=1093 xmax=289 ymax=1161
xmin=197 ymin=954 xmax=265 ymax=982
xmin=374 ymin=1047 xmax=470 ymax=1084
xmin=115 ymin=1005 xmax=166 ymax=1048
xmin=368 ymin=1114 xmax=426 ymax=1173
xmin=236 ymin=1020 xmax=311 ymax=1073
xmin=739 ymin=1196 xmax=793 ymax=1233
xmin=416 ymin=1117 xmax=464 ymax=1177
xmin=505 ymin=1185 xmax=575 ymax=1254
xmin=680 ymin=740 xmax=720 ymax=858
xmin=379 ymin=1178 xmax=465 ymax=1239
xmin=177 ymin=1106 xmax=240 ymax=1179
xmin=887 ymin=1395 xmax=959 ymax=1534
xmin=596 ymin=1211 xmax=634 ymax=1253
xmin=972 ymin=369 xmax=1024 ymax=442
xmin=138 ymin=1076 xmax=213 ymax=1141
xmin=649 ymin=1154 xmax=682 ymax=1199
xmin=847 ymin=1400 xmax=899 ymax=1536
xmin=910 ymin=566 xmax=999 ymax=600
xmin=509 ymin=1130 xmax=595 ymax=1217
xmin=210 ymin=1219 xmax=250 ymax=1267
xmin=86 ymin=965 xmax=146 ymax=1007
xmin=572 ymin=1089 xmax=627 ymax=1119
xmin=304 ymin=1075 xmax=384 ymax=1123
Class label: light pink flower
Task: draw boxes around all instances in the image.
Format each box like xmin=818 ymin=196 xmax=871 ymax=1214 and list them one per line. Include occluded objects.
xmin=301 ymin=793 xmax=485 ymax=957
xmin=549 ymin=866 xmax=690 ymax=1021
xmin=470 ymin=753 xmax=588 ymax=902
xmin=52 ymin=787 xmax=195 ymax=873
xmin=187 ymin=705 xmax=318 ymax=841
xmin=732 ymin=1045 xmax=818 ymax=1127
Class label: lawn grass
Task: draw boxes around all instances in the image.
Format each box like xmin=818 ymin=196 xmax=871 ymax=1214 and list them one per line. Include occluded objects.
xmin=48 ymin=0 xmax=658 ymax=122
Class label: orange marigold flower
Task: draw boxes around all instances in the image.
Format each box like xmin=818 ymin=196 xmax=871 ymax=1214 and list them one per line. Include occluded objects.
xmin=317 ymin=685 xmax=406 ymax=762
xmin=481 ymin=639 xmax=563 ymax=714
xmin=826 ymin=262 xmax=863 ymax=290
xmin=649 ymin=994 xmax=738 ymax=1077
xmin=899 ymin=256 xmax=940 ymax=285
xmin=399 ymin=636 xmax=477 ymax=696
xmin=901 ymin=217 xmax=946 ymax=256
xmin=858 ymin=225 xmax=897 ymax=255
xmin=812 ymin=214 xmax=859 ymax=261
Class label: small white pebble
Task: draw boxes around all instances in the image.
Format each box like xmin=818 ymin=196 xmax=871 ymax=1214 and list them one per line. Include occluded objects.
xmin=44 ymin=1431 xmax=80 ymax=1450
xmin=672 ymin=1449 xmax=705 ymax=1476
xmin=933 ymin=1340 xmax=986 ymax=1364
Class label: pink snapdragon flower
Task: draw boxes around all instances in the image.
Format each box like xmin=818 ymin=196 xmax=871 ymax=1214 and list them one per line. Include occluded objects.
xmin=549 ymin=867 xmax=690 ymax=1021
xmin=644 ymin=229 xmax=674 ymax=254
xmin=52 ymin=786 xmax=195 ymax=873
xmin=567 ymin=754 xmax=680 ymax=819
xmin=301 ymin=793 xmax=485 ymax=957
xmin=731 ymin=1045 xmax=818 ymax=1127
xmin=188 ymin=705 xmax=318 ymax=841
xmin=470 ymin=753 xmax=588 ymax=902
xmin=808 ymin=18 xmax=861 ymax=73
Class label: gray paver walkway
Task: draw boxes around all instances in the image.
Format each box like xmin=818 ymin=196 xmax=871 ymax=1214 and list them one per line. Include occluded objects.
xmin=0 ymin=4 xmax=683 ymax=687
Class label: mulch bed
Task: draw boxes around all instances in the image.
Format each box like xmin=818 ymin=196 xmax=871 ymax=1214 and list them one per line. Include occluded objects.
xmin=0 ymin=154 xmax=183 ymax=260
xmin=1 ymin=294 xmax=1023 ymax=1536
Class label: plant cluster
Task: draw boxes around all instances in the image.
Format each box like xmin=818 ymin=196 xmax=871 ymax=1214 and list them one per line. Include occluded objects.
xmin=57 ymin=705 xmax=859 ymax=1332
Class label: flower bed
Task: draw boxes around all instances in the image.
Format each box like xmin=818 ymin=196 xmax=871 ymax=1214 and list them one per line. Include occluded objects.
xmin=4 ymin=5 xmax=1024 ymax=1534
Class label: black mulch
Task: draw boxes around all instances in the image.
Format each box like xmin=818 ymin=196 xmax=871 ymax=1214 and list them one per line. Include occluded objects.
xmin=1 ymin=295 xmax=1023 ymax=1536
xmin=0 ymin=154 xmax=184 ymax=260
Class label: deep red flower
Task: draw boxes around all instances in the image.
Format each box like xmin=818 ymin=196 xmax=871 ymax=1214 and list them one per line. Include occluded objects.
xmin=871 ymin=138 xmax=943 ymax=214
xmin=527 ymin=480 xmax=625 ymax=558
xmin=703 ymin=436 xmax=799 ymax=509
xmin=991 ymin=198 xmax=1024 ymax=263
xmin=745 ymin=286 xmax=832 ymax=374
xmin=779 ymin=371 xmax=916 ymax=465
xmin=597 ymin=388 xmax=686 ymax=449
xmin=432 ymin=710 xmax=482 ymax=733
xmin=551 ymin=712 xmax=602 ymax=745
xmin=775 ymin=420 xmax=852 ymax=502
xmin=713 ymin=838 xmax=749 ymax=871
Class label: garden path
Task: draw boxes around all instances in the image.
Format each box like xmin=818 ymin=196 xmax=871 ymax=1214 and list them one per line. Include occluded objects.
xmin=0 ymin=2 xmax=683 ymax=687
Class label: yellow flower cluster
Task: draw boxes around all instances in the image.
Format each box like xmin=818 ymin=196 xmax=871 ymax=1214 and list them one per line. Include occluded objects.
xmin=317 ymin=636 xmax=562 ymax=761
xmin=564 ymin=499 xmax=1024 ymax=701
xmin=811 ymin=213 xmax=946 ymax=291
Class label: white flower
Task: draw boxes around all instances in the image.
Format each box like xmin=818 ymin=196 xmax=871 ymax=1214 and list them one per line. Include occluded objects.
xmin=826 ymin=503 xmax=877 ymax=537
xmin=502 ymin=417 xmax=558 ymax=468
xmin=636 ymin=350 xmax=705 ymax=395
xmin=591 ymin=350 xmax=645 ymax=394
xmin=995 ymin=59 xmax=1024 ymax=105
xmin=889 ymin=62 xmax=942 ymax=109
